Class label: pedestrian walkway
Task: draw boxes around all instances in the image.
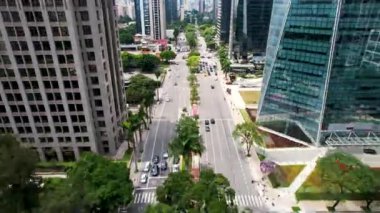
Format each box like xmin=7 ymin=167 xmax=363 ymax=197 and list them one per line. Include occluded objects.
xmin=133 ymin=191 xmax=157 ymax=204
xmin=228 ymin=194 xmax=265 ymax=208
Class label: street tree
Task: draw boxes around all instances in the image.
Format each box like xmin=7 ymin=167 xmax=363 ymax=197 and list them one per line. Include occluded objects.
xmin=173 ymin=28 xmax=179 ymax=43
xmin=154 ymin=70 xmax=162 ymax=101
xmin=186 ymin=55 xmax=200 ymax=72
xmin=145 ymin=203 xmax=174 ymax=213
xmin=67 ymin=153 xmax=134 ymax=212
xmin=232 ymin=122 xmax=264 ymax=156
xmin=122 ymin=111 xmax=143 ymax=172
xmin=317 ymin=151 xmax=379 ymax=211
xmin=155 ymin=169 xmax=237 ymax=212
xmin=0 ymin=134 xmax=40 ymax=212
xmin=119 ymin=23 xmax=136 ymax=44
xmin=156 ymin=171 xmax=194 ymax=205
xmin=160 ymin=50 xmax=176 ymax=63
xmin=169 ymin=116 xmax=204 ymax=166
xmin=139 ymin=54 xmax=160 ymax=72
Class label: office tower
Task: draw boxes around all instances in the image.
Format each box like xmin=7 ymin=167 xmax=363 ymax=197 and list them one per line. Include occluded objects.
xmin=0 ymin=0 xmax=126 ymax=161
xmin=134 ymin=0 xmax=150 ymax=35
xmin=199 ymin=0 xmax=205 ymax=14
xmin=165 ymin=0 xmax=178 ymax=26
xmin=150 ymin=0 xmax=166 ymax=39
xmin=213 ymin=0 xmax=218 ymax=20
xmin=235 ymin=0 xmax=273 ymax=56
xmin=216 ymin=0 xmax=231 ymax=44
xmin=258 ymin=0 xmax=380 ymax=146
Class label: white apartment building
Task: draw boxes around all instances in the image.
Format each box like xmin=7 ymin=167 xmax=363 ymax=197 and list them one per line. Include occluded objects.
xmin=0 ymin=0 xmax=126 ymax=161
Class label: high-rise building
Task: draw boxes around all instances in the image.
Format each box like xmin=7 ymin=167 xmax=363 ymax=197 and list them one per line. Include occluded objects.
xmin=165 ymin=0 xmax=178 ymax=26
xmin=0 ymin=0 xmax=126 ymax=161
xmin=235 ymin=0 xmax=273 ymax=56
xmin=150 ymin=0 xmax=166 ymax=39
xmin=134 ymin=0 xmax=150 ymax=35
xmin=258 ymin=0 xmax=380 ymax=146
xmin=135 ymin=0 xmax=165 ymax=39
xmin=199 ymin=0 xmax=205 ymax=14
xmin=213 ymin=0 xmax=219 ymax=20
xmin=216 ymin=0 xmax=231 ymax=44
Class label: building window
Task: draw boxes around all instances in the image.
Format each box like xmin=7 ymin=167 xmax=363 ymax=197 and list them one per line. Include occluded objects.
xmin=57 ymin=11 xmax=66 ymax=21
xmin=88 ymin=64 xmax=97 ymax=73
xmin=80 ymin=11 xmax=89 ymax=21
xmin=48 ymin=11 xmax=57 ymax=22
xmin=1 ymin=11 xmax=11 ymax=22
xmin=91 ymin=76 xmax=99 ymax=85
xmin=82 ymin=25 xmax=91 ymax=35
xmin=84 ymin=39 xmax=93 ymax=48
xmin=87 ymin=52 xmax=95 ymax=61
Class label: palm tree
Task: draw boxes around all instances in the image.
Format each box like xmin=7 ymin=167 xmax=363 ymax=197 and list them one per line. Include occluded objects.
xmin=154 ymin=70 xmax=161 ymax=101
xmin=232 ymin=122 xmax=264 ymax=156
xmin=169 ymin=116 xmax=205 ymax=168
xmin=122 ymin=119 xmax=139 ymax=172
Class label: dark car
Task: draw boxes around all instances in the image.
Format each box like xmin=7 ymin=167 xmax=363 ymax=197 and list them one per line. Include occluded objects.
xmin=151 ymin=165 xmax=159 ymax=176
xmin=210 ymin=118 xmax=215 ymax=124
xmin=211 ymin=85 xmax=214 ymax=89
xmin=174 ymin=82 xmax=178 ymax=86
xmin=160 ymin=161 xmax=168 ymax=171
xmin=152 ymin=155 xmax=160 ymax=164
xmin=205 ymin=120 xmax=210 ymax=125
xmin=205 ymin=126 xmax=210 ymax=132
xmin=363 ymin=148 xmax=377 ymax=155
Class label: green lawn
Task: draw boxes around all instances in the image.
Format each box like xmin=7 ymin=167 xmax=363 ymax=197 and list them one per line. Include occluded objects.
xmin=268 ymin=165 xmax=305 ymax=188
xmin=36 ymin=161 xmax=76 ymax=172
xmin=240 ymin=109 xmax=253 ymax=123
xmin=239 ymin=91 xmax=260 ymax=105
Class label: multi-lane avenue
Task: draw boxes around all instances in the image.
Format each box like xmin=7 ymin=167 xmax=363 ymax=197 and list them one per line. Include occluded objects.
xmin=127 ymin=31 xmax=266 ymax=212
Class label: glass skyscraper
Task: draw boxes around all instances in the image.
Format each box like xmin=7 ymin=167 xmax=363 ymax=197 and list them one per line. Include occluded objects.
xmin=258 ymin=0 xmax=380 ymax=146
xmin=235 ymin=0 xmax=273 ymax=56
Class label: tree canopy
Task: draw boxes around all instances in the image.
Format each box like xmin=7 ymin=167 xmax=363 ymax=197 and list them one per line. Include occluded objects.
xmin=160 ymin=50 xmax=176 ymax=62
xmin=40 ymin=153 xmax=134 ymax=212
xmin=232 ymin=122 xmax=264 ymax=156
xmin=0 ymin=134 xmax=40 ymax=212
xmin=126 ymin=74 xmax=158 ymax=105
xmin=316 ymin=151 xmax=379 ymax=210
xmin=153 ymin=169 xmax=237 ymax=212
xmin=139 ymin=54 xmax=161 ymax=72
xmin=119 ymin=23 xmax=136 ymax=44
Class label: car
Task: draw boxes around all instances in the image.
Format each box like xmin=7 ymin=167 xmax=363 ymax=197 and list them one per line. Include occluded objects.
xmin=173 ymin=164 xmax=180 ymax=173
xmin=174 ymin=82 xmax=177 ymax=86
xmin=201 ymin=56 xmax=205 ymax=58
xmin=152 ymin=155 xmax=160 ymax=164
xmin=215 ymin=78 xmax=218 ymax=81
xmin=163 ymin=152 xmax=169 ymax=159
xmin=173 ymin=156 xmax=180 ymax=164
xmin=211 ymin=85 xmax=214 ymax=89
xmin=165 ymin=97 xmax=171 ymax=102
xmin=143 ymin=161 xmax=151 ymax=172
xmin=160 ymin=161 xmax=168 ymax=171
xmin=210 ymin=118 xmax=215 ymax=124
xmin=363 ymin=148 xmax=377 ymax=155
xmin=205 ymin=120 xmax=210 ymax=125
xmin=151 ymin=165 xmax=159 ymax=176
xmin=140 ymin=174 xmax=148 ymax=184
xmin=205 ymin=126 xmax=210 ymax=132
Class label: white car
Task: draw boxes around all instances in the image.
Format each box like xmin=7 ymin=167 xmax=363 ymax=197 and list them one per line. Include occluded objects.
xmin=165 ymin=97 xmax=171 ymax=102
xmin=140 ymin=174 xmax=148 ymax=184
xmin=143 ymin=162 xmax=151 ymax=172
xmin=172 ymin=164 xmax=179 ymax=173
xmin=162 ymin=152 xmax=169 ymax=159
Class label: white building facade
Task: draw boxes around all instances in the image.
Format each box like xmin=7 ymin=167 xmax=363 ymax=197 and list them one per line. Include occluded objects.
xmin=0 ymin=0 xmax=126 ymax=161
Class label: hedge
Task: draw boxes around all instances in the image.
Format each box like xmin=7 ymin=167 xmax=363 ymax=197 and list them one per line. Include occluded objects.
xmin=296 ymin=192 xmax=380 ymax=201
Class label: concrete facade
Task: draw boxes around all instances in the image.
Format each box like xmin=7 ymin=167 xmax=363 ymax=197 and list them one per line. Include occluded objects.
xmin=0 ymin=0 xmax=126 ymax=161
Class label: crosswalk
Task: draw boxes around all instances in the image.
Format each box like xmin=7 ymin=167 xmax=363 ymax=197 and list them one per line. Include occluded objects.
xmin=133 ymin=191 xmax=157 ymax=204
xmin=133 ymin=191 xmax=264 ymax=208
xmin=227 ymin=195 xmax=265 ymax=208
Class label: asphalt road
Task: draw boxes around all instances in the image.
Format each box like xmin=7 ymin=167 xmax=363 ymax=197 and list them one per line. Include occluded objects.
xmin=197 ymin=34 xmax=265 ymax=211
xmin=127 ymin=34 xmax=190 ymax=212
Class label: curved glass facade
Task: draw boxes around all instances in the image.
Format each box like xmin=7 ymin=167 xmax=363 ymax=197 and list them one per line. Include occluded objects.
xmin=258 ymin=0 xmax=380 ymax=146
